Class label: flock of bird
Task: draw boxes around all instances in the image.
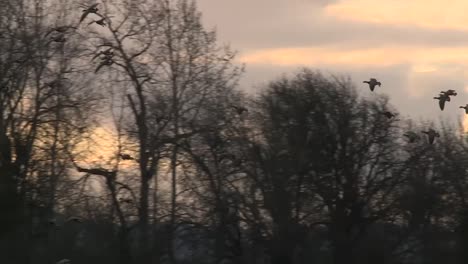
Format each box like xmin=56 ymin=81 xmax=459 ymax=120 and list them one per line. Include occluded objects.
xmin=34 ymin=4 xmax=460 ymax=264
xmin=42 ymin=4 xmax=115 ymax=264
xmin=362 ymin=78 xmax=465 ymax=145
xmin=43 ymin=8 xmax=449 ymax=152
xmin=45 ymin=3 xmax=115 ymax=75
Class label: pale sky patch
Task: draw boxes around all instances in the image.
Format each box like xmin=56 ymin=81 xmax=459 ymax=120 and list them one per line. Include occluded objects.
xmin=195 ymin=0 xmax=468 ymax=123
xmin=325 ymin=0 xmax=468 ymax=30
xmin=237 ymin=46 xmax=468 ymax=67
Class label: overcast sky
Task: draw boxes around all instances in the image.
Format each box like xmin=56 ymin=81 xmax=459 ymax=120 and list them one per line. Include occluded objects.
xmin=195 ymin=0 xmax=468 ymax=126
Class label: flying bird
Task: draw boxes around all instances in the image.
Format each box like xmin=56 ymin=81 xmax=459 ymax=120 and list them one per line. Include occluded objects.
xmin=45 ymin=80 xmax=62 ymax=88
xmin=56 ymin=259 xmax=71 ymax=264
xmin=119 ymin=153 xmax=134 ymax=160
xmin=231 ymin=105 xmax=248 ymax=115
xmin=95 ymin=58 xmax=114 ymax=73
xmin=88 ymin=18 xmax=106 ymax=27
xmin=50 ymin=34 xmax=66 ymax=43
xmin=65 ymin=216 xmax=82 ymax=223
xmin=460 ymin=104 xmax=468 ymax=114
xmin=119 ymin=198 xmax=133 ymax=204
xmin=421 ymin=129 xmax=440 ymax=144
xmin=48 ymin=219 xmax=61 ymax=229
xmin=403 ymin=131 xmax=420 ymax=143
xmin=79 ymin=3 xmax=99 ymax=24
xmin=433 ymin=94 xmax=450 ymax=111
xmin=45 ymin=26 xmax=77 ymax=37
xmin=381 ymin=111 xmax=396 ymax=119
xmin=91 ymin=48 xmax=114 ymax=61
xmin=363 ymin=78 xmax=381 ymax=92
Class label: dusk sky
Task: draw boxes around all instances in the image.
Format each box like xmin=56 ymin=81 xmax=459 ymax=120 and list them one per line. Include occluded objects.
xmin=196 ymin=0 xmax=468 ymax=126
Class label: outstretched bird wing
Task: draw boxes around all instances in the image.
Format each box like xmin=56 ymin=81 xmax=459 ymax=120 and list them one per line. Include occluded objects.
xmin=66 ymin=216 xmax=82 ymax=223
xmin=439 ymin=99 xmax=445 ymax=110
xmin=80 ymin=10 xmax=91 ymax=23
xmin=56 ymin=25 xmax=77 ymax=32
xmin=95 ymin=61 xmax=106 ymax=73
xmin=91 ymin=52 xmax=102 ymax=61
xmin=44 ymin=29 xmax=55 ymax=37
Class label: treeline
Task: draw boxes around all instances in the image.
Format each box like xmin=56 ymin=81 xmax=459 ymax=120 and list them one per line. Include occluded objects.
xmin=1 ymin=0 xmax=468 ymax=264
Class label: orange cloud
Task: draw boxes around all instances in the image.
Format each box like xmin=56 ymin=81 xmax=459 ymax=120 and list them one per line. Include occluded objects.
xmin=73 ymin=126 xmax=137 ymax=170
xmin=237 ymin=46 xmax=468 ymax=67
xmin=324 ymin=0 xmax=468 ymax=30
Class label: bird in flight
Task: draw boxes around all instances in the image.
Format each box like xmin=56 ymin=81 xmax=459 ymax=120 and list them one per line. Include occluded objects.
xmin=88 ymin=17 xmax=106 ymax=27
xmin=95 ymin=58 xmax=114 ymax=73
xmin=65 ymin=216 xmax=83 ymax=223
xmin=433 ymin=93 xmax=450 ymax=111
xmin=50 ymin=34 xmax=67 ymax=43
xmin=381 ymin=111 xmax=396 ymax=119
xmin=92 ymin=47 xmax=114 ymax=61
xmin=460 ymin=104 xmax=468 ymax=114
xmin=79 ymin=3 xmax=99 ymax=24
xmin=421 ymin=129 xmax=440 ymax=144
xmin=119 ymin=197 xmax=133 ymax=204
xmin=45 ymin=26 xmax=77 ymax=37
xmin=403 ymin=131 xmax=420 ymax=143
xmin=363 ymin=78 xmax=381 ymax=92
xmin=231 ymin=105 xmax=248 ymax=115
xmin=119 ymin=153 xmax=134 ymax=160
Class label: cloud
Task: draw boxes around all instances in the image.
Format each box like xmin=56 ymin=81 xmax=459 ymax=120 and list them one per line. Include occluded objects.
xmin=196 ymin=0 xmax=468 ymax=122
xmin=237 ymin=46 xmax=468 ymax=67
xmin=325 ymin=0 xmax=468 ymax=30
xmin=198 ymin=0 xmax=468 ymax=51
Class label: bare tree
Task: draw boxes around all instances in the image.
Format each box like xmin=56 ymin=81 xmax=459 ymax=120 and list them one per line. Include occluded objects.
xmin=244 ymin=69 xmax=418 ymax=264
xmin=73 ymin=1 xmax=242 ymax=263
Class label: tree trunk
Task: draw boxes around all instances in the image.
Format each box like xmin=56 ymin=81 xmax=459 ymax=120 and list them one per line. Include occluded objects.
xmin=458 ymin=208 xmax=468 ymax=264
xmin=331 ymin=223 xmax=355 ymax=264
xmin=139 ymin=175 xmax=150 ymax=262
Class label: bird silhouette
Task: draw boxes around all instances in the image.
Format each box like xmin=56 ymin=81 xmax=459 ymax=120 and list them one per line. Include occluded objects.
xmin=45 ymin=26 xmax=77 ymax=37
xmin=440 ymin=89 xmax=457 ymax=97
xmin=433 ymin=94 xmax=450 ymax=110
xmin=48 ymin=219 xmax=58 ymax=227
xmin=95 ymin=58 xmax=113 ymax=73
xmin=363 ymin=78 xmax=381 ymax=92
xmin=119 ymin=198 xmax=133 ymax=203
xmin=92 ymin=48 xmax=114 ymax=61
xmin=50 ymin=34 xmax=66 ymax=43
xmin=45 ymin=78 xmax=69 ymax=88
xmin=403 ymin=131 xmax=420 ymax=143
xmin=421 ymin=129 xmax=440 ymax=144
xmin=65 ymin=216 xmax=82 ymax=223
xmin=231 ymin=105 xmax=248 ymax=115
xmin=88 ymin=18 xmax=106 ymax=27
xmin=381 ymin=111 xmax=396 ymax=119
xmin=79 ymin=3 xmax=99 ymax=24
xmin=119 ymin=153 xmax=134 ymax=160
xmin=460 ymin=104 xmax=468 ymax=114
